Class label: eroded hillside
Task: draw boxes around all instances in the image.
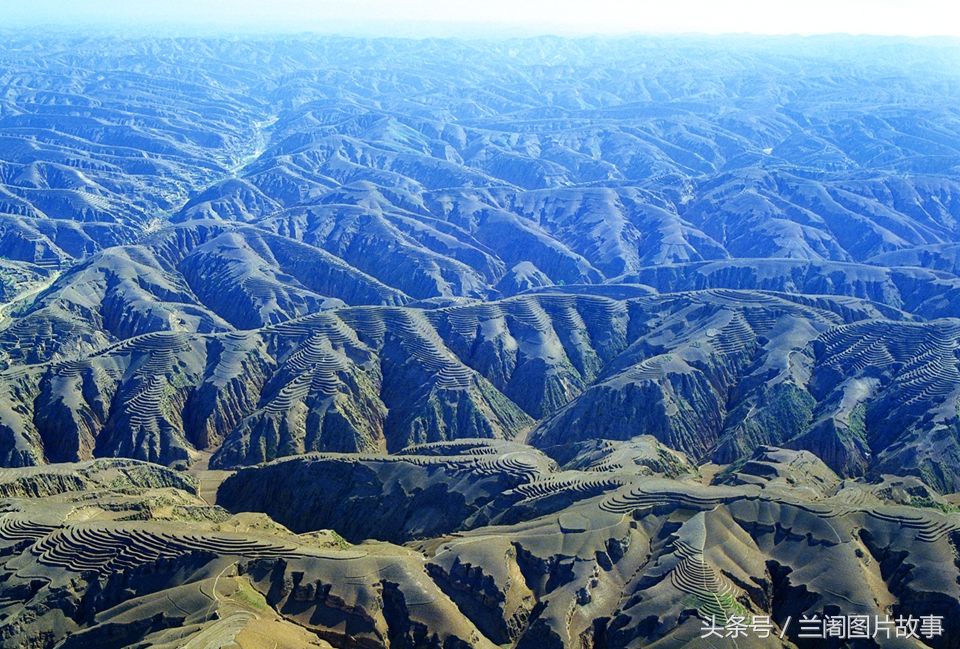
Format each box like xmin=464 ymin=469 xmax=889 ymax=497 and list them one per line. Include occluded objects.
xmin=0 ymin=34 xmax=959 ymax=648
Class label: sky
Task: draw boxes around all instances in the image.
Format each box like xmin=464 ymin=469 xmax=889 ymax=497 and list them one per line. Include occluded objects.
xmin=2 ymin=0 xmax=960 ymax=37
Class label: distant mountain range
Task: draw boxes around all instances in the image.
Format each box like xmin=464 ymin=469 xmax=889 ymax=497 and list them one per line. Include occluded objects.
xmin=1 ymin=34 xmax=958 ymax=486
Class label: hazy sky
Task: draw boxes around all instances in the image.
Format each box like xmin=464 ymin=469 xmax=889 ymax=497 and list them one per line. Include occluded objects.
xmin=3 ymin=0 xmax=960 ymax=37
